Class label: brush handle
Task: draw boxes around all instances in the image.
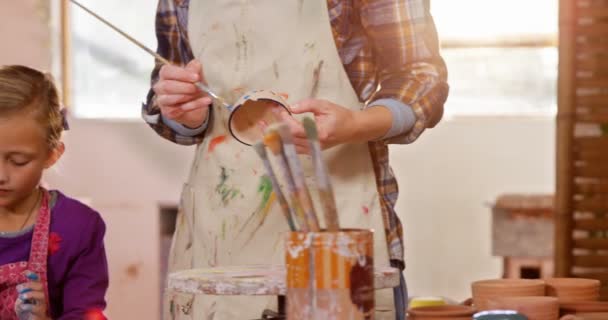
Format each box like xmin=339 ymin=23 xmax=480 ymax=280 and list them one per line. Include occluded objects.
xmin=309 ymin=140 xmax=339 ymax=231
xmin=278 ymin=127 xmax=321 ymax=232
xmin=257 ymin=153 xmax=297 ymax=231
xmin=275 ymin=149 xmax=310 ymax=231
xmin=194 ymin=82 xmax=231 ymax=110
xmin=263 ymin=130 xmax=310 ymax=231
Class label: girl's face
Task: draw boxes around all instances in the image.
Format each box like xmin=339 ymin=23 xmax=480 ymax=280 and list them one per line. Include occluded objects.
xmin=0 ymin=112 xmax=63 ymax=209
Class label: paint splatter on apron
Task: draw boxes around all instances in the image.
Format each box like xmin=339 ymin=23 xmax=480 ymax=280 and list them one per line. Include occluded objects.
xmin=166 ymin=0 xmax=394 ymax=318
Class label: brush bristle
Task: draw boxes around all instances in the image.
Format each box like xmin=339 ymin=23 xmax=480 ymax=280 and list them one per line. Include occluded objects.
xmin=263 ymin=130 xmax=283 ymax=155
xmin=302 ymin=117 xmax=318 ymax=140
xmin=252 ymin=141 xmax=267 ymax=158
xmin=265 ymin=122 xmax=284 ymax=133
xmin=276 ymin=123 xmax=294 ymax=144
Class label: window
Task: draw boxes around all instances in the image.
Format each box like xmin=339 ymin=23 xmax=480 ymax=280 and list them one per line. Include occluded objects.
xmin=439 ymin=47 xmax=557 ymax=115
xmin=67 ymin=1 xmax=559 ymax=119
xmin=69 ymin=0 xmax=156 ymax=119
xmin=432 ymin=0 xmax=559 ymax=116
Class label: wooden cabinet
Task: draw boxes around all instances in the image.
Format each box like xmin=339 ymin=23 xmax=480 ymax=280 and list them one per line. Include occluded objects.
xmin=556 ymin=0 xmax=608 ymax=301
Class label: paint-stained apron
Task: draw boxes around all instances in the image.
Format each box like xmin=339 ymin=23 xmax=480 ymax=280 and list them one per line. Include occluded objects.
xmin=0 ymin=190 xmax=50 ymax=319
xmin=165 ymin=0 xmax=395 ymax=318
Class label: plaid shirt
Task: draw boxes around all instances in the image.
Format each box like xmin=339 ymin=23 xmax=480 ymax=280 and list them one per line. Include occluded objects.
xmin=143 ymin=0 xmax=448 ymax=268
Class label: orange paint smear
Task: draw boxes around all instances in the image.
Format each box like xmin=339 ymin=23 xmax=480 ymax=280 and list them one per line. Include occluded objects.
xmin=208 ymin=135 xmax=228 ymax=153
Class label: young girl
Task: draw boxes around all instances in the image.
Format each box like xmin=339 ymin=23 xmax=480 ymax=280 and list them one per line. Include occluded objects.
xmin=0 ymin=65 xmax=108 ymax=319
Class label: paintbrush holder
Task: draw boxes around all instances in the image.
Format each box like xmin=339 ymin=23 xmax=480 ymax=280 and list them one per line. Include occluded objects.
xmin=229 ymin=90 xmax=292 ymax=146
xmin=285 ymin=228 xmax=374 ymax=320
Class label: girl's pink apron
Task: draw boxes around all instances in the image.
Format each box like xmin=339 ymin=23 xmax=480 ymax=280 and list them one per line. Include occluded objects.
xmin=0 ymin=190 xmax=51 ymax=319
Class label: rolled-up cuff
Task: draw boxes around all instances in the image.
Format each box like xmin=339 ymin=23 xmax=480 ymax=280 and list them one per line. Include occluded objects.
xmin=368 ymin=98 xmax=417 ymax=141
xmin=161 ymin=115 xmax=209 ymax=137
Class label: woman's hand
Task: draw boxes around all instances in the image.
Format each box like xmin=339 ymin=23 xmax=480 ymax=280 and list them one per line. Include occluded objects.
xmin=273 ymin=99 xmax=360 ymax=154
xmin=154 ymin=59 xmax=212 ymax=129
xmin=14 ymin=271 xmax=50 ymax=320
xmin=274 ymin=98 xmax=392 ymax=154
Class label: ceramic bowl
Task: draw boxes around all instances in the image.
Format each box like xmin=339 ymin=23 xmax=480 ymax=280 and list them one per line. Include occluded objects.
xmin=228 ymin=90 xmax=292 ymax=146
xmin=486 ymin=296 xmax=559 ymax=320
xmin=545 ymin=278 xmax=600 ymax=303
xmin=472 ymin=279 xmax=546 ymax=310
xmin=409 ymin=305 xmax=476 ymax=320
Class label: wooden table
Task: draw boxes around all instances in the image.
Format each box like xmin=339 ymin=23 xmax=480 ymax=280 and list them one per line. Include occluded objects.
xmin=168 ymin=265 xmax=401 ymax=319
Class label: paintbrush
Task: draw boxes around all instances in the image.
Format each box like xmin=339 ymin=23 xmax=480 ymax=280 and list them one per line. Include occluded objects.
xmin=302 ymin=117 xmax=339 ymax=231
xmin=69 ymin=0 xmax=231 ymax=109
xmin=264 ymin=128 xmax=310 ymax=231
xmin=276 ymin=124 xmax=321 ymax=232
xmin=252 ymin=141 xmax=297 ymax=231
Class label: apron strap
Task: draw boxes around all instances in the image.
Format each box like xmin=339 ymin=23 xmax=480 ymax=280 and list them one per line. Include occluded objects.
xmin=27 ymin=189 xmax=51 ymax=312
xmin=27 ymin=189 xmax=51 ymax=269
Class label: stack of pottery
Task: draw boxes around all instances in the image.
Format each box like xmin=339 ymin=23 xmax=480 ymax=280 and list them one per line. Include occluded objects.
xmin=486 ymin=296 xmax=560 ymax=320
xmin=560 ymin=313 xmax=608 ymax=320
xmin=559 ymin=301 xmax=608 ymax=320
xmin=546 ymin=278 xmax=608 ymax=318
xmin=545 ymin=278 xmax=601 ymax=302
xmin=471 ymin=279 xmax=546 ymax=311
xmin=469 ymin=277 xmax=608 ymax=319
xmin=408 ymin=305 xmax=476 ymax=320
xmin=412 ymin=277 xmax=607 ymax=320
xmin=560 ymin=301 xmax=608 ymax=314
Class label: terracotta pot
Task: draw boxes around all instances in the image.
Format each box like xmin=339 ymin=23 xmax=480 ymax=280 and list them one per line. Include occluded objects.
xmin=560 ymin=313 xmax=608 ymax=320
xmin=409 ymin=305 xmax=476 ymax=320
xmin=471 ymin=279 xmax=546 ymax=311
xmin=560 ymin=301 xmax=608 ymax=314
xmin=545 ymin=278 xmax=601 ymax=303
xmin=486 ymin=296 xmax=559 ymax=320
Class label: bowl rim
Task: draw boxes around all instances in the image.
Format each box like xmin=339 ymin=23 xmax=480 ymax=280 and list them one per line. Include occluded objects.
xmin=545 ymin=277 xmax=601 ymax=288
xmin=408 ymin=304 xmax=476 ymax=317
xmin=472 ymin=279 xmax=546 ymax=288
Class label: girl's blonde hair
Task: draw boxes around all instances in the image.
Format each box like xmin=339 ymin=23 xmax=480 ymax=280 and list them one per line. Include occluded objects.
xmin=0 ymin=65 xmax=64 ymax=149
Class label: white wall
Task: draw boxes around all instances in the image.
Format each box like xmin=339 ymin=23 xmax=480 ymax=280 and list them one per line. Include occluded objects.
xmin=395 ymin=116 xmax=555 ymax=301
xmin=0 ymin=0 xmax=51 ymax=70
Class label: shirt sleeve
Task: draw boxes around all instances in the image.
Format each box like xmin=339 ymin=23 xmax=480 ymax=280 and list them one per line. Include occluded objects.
xmin=360 ymin=0 xmax=449 ymax=144
xmin=57 ymin=213 xmax=108 ymax=320
xmin=142 ymin=0 xmax=208 ymax=145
